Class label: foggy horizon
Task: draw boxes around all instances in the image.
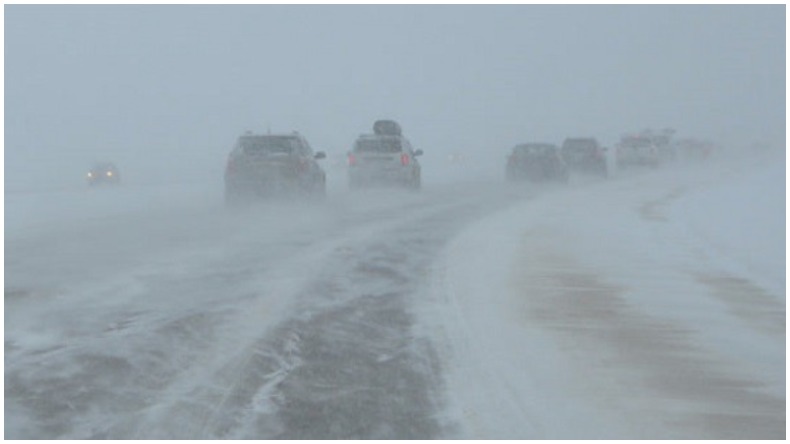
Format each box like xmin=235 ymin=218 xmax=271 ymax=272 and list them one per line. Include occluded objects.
xmin=5 ymin=4 xmax=785 ymax=188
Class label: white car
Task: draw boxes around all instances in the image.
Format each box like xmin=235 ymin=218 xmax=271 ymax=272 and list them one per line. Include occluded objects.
xmin=616 ymin=136 xmax=660 ymax=169
xmin=347 ymin=120 xmax=423 ymax=190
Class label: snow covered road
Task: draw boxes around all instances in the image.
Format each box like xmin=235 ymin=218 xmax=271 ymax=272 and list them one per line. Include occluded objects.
xmin=421 ymin=155 xmax=785 ymax=439
xmin=5 ymin=154 xmax=785 ymax=439
xmin=5 ymin=177 xmax=528 ymax=438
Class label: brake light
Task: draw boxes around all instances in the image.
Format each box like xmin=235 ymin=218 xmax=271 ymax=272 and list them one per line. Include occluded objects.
xmin=298 ymin=158 xmax=308 ymax=172
xmin=401 ymin=153 xmax=410 ymax=166
xmin=348 ymin=153 xmax=357 ymax=166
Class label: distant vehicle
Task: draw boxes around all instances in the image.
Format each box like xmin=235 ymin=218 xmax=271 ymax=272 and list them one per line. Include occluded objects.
xmin=86 ymin=162 xmax=120 ymax=186
xmin=560 ymin=137 xmax=607 ymax=177
xmin=616 ymin=135 xmax=660 ymax=169
xmin=224 ymin=131 xmax=326 ymax=204
xmin=676 ymin=138 xmax=713 ymax=163
xmin=651 ymin=128 xmax=678 ymax=164
xmin=506 ymin=143 xmax=569 ymax=183
xmin=617 ymin=128 xmax=679 ymax=169
xmin=348 ymin=120 xmax=423 ymax=190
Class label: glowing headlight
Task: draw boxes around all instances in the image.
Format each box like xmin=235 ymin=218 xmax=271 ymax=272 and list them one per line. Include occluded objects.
xmin=106 ymin=171 xmax=113 ymax=177
xmin=87 ymin=172 xmax=93 ymax=178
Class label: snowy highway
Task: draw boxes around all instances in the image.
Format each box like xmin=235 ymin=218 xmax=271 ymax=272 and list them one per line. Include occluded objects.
xmin=4 ymin=152 xmax=785 ymax=439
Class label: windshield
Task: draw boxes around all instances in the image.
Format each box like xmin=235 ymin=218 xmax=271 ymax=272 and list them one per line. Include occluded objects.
xmin=354 ymin=137 xmax=403 ymax=153
xmin=240 ymin=136 xmax=296 ymax=155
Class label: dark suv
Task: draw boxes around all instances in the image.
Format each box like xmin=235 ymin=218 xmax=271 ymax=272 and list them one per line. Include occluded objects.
xmin=560 ymin=138 xmax=607 ymax=177
xmin=224 ymin=131 xmax=326 ymax=204
xmin=347 ymin=120 xmax=423 ymax=190
xmin=506 ymin=143 xmax=569 ymax=183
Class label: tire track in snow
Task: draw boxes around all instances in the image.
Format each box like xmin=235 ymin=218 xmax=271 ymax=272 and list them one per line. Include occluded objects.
xmin=692 ymin=273 xmax=785 ymax=336
xmin=5 ymin=184 xmax=521 ymax=439
xmin=424 ymin=163 xmax=785 ymax=439
xmin=511 ymin=244 xmax=785 ymax=439
xmin=231 ymin=198 xmax=507 ymax=439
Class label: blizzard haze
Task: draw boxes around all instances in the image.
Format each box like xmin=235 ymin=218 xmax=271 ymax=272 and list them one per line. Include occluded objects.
xmin=4 ymin=4 xmax=786 ymax=440
xmin=4 ymin=5 xmax=785 ymax=189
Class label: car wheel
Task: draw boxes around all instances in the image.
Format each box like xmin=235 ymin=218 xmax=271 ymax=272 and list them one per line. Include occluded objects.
xmin=314 ymin=177 xmax=327 ymax=199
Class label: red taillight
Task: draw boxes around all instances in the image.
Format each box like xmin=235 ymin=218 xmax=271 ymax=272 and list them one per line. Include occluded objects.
xmin=298 ymin=158 xmax=308 ymax=172
xmin=401 ymin=153 xmax=410 ymax=166
xmin=348 ymin=153 xmax=357 ymax=166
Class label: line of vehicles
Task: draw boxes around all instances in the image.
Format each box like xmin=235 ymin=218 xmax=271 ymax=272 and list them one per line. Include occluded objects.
xmin=505 ymin=128 xmax=714 ymax=184
xmin=223 ymin=119 xmax=423 ymax=205
xmin=506 ymin=137 xmax=608 ymax=184
xmin=85 ymin=123 xmax=714 ymax=204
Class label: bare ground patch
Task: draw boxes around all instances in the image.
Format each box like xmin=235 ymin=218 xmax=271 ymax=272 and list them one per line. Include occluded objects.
xmin=693 ymin=272 xmax=785 ymax=336
xmin=511 ymin=246 xmax=784 ymax=439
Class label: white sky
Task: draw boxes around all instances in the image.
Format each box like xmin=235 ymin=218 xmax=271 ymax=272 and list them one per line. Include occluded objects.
xmin=4 ymin=5 xmax=785 ymax=187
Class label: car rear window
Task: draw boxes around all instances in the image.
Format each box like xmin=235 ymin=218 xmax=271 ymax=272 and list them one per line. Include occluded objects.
xmin=562 ymin=140 xmax=596 ymax=152
xmin=355 ymin=138 xmax=403 ymax=153
xmin=514 ymin=144 xmax=555 ymax=156
xmin=240 ymin=136 xmax=297 ymax=155
xmin=620 ymin=138 xmax=652 ymax=148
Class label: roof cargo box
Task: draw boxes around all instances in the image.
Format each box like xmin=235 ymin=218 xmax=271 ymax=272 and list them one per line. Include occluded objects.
xmin=373 ymin=120 xmax=402 ymax=136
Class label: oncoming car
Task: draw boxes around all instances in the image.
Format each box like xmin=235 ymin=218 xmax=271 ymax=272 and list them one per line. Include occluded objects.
xmin=506 ymin=143 xmax=569 ymax=183
xmin=86 ymin=162 xmax=121 ymax=186
xmin=224 ymin=131 xmax=326 ymax=204
xmin=347 ymin=120 xmax=423 ymax=190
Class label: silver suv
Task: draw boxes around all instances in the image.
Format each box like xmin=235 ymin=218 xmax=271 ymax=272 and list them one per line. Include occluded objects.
xmin=347 ymin=120 xmax=423 ymax=190
xmin=224 ymin=131 xmax=326 ymax=204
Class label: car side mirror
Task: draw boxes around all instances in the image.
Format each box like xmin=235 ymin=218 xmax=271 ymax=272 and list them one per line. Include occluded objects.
xmin=414 ymin=149 xmax=424 ymax=156
xmin=314 ymin=152 xmax=326 ymax=159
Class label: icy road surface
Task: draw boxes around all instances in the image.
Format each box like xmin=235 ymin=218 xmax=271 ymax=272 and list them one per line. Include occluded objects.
xmin=5 ymin=155 xmax=785 ymax=439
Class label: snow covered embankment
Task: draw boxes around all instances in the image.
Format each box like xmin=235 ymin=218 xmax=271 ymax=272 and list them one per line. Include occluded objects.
xmin=419 ymin=158 xmax=785 ymax=439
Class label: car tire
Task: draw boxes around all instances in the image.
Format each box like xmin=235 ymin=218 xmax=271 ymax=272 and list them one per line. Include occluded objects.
xmin=410 ymin=173 xmax=421 ymax=190
xmin=313 ymin=178 xmax=327 ymax=200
